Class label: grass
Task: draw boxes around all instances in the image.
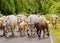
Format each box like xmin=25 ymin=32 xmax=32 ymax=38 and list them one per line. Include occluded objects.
xmin=51 ymin=24 xmax=60 ymax=43
xmin=45 ymin=14 xmax=60 ymax=43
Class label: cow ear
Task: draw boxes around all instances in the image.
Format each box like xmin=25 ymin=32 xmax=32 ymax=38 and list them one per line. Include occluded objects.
xmin=56 ymin=17 xmax=58 ymax=19
xmin=56 ymin=16 xmax=58 ymax=19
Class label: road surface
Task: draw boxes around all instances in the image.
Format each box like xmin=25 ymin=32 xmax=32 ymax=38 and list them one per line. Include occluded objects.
xmin=0 ymin=29 xmax=51 ymax=43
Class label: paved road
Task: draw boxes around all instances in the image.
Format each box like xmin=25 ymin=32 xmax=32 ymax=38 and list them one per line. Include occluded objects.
xmin=0 ymin=29 xmax=51 ymax=43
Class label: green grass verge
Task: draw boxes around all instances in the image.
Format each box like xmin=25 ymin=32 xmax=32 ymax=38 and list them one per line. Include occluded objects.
xmin=45 ymin=14 xmax=60 ymax=43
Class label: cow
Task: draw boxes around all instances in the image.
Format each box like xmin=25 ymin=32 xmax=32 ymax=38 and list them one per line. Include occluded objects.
xmin=0 ymin=16 xmax=6 ymax=37
xmin=18 ymin=20 xmax=28 ymax=37
xmin=50 ymin=14 xmax=58 ymax=28
xmin=17 ymin=13 xmax=29 ymax=37
xmin=34 ymin=15 xmax=50 ymax=38
xmin=2 ymin=15 xmax=17 ymax=37
xmin=0 ymin=18 xmax=3 ymax=29
xmin=26 ymin=14 xmax=39 ymax=36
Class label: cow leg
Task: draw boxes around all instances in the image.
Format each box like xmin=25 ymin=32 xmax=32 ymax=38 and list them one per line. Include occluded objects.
xmin=27 ymin=29 xmax=30 ymax=36
xmin=46 ymin=27 xmax=49 ymax=37
xmin=4 ymin=27 xmax=8 ymax=38
xmin=19 ymin=28 xmax=23 ymax=37
xmin=11 ymin=30 xmax=14 ymax=36
xmin=21 ymin=30 xmax=23 ymax=36
xmin=2 ymin=26 xmax=5 ymax=36
xmin=26 ymin=25 xmax=30 ymax=36
xmin=23 ymin=27 xmax=25 ymax=36
xmin=43 ymin=29 xmax=45 ymax=38
xmin=3 ymin=29 xmax=5 ymax=36
xmin=36 ymin=29 xmax=38 ymax=35
xmin=19 ymin=29 xmax=22 ymax=37
xmin=11 ymin=25 xmax=16 ymax=37
xmin=27 ymin=26 xmax=31 ymax=36
xmin=38 ymin=30 xmax=41 ymax=38
xmin=31 ymin=29 xmax=32 ymax=36
xmin=31 ymin=26 xmax=34 ymax=36
xmin=36 ymin=28 xmax=40 ymax=38
xmin=11 ymin=27 xmax=14 ymax=37
xmin=32 ymin=28 xmax=36 ymax=36
xmin=18 ymin=26 xmax=21 ymax=36
xmin=31 ymin=28 xmax=34 ymax=36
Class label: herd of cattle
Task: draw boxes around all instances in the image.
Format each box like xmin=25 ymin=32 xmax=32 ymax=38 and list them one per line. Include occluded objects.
xmin=0 ymin=13 xmax=58 ymax=39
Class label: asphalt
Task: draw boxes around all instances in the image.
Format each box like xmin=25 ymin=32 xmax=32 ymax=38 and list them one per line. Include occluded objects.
xmin=0 ymin=29 xmax=51 ymax=43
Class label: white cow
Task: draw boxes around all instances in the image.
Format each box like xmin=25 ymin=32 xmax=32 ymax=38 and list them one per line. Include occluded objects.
xmin=27 ymin=14 xmax=39 ymax=36
xmin=27 ymin=14 xmax=39 ymax=24
xmin=17 ymin=14 xmax=28 ymax=22
xmin=39 ymin=15 xmax=46 ymax=23
xmin=3 ymin=15 xmax=17 ymax=37
xmin=50 ymin=14 xmax=58 ymax=28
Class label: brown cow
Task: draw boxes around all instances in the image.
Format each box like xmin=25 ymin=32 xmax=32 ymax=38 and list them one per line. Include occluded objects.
xmin=0 ymin=16 xmax=6 ymax=37
xmin=34 ymin=15 xmax=50 ymax=38
xmin=18 ymin=20 xmax=28 ymax=37
xmin=17 ymin=14 xmax=29 ymax=37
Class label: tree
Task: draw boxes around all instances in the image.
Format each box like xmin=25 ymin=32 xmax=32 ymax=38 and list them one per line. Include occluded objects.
xmin=0 ymin=0 xmax=15 ymax=15
xmin=14 ymin=0 xmax=24 ymax=14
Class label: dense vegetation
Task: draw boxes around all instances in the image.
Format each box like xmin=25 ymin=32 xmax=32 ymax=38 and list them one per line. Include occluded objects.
xmin=0 ymin=0 xmax=60 ymax=43
xmin=0 ymin=0 xmax=60 ymax=15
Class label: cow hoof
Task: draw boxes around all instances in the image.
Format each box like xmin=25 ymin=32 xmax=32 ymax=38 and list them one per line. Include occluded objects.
xmin=38 ymin=35 xmax=40 ymax=39
xmin=33 ymin=33 xmax=35 ymax=36
xmin=0 ymin=35 xmax=4 ymax=38
xmin=27 ymin=34 xmax=30 ymax=37
xmin=20 ymin=35 xmax=24 ymax=37
xmin=20 ymin=35 xmax=22 ymax=37
xmin=11 ymin=35 xmax=14 ymax=37
xmin=5 ymin=35 xmax=8 ymax=38
xmin=47 ymin=34 xmax=49 ymax=37
xmin=38 ymin=37 xmax=41 ymax=39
